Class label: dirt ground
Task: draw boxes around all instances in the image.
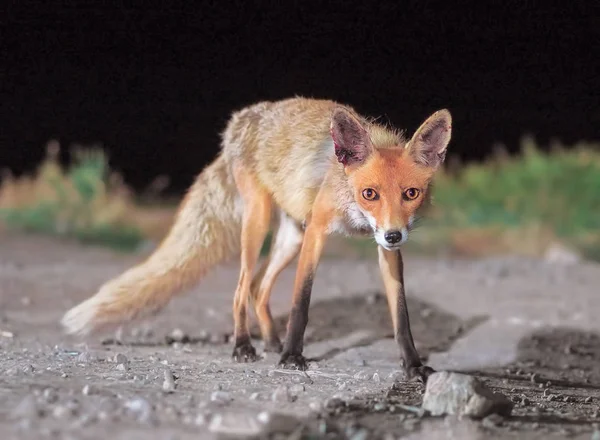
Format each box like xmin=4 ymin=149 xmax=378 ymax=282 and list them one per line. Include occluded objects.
xmin=1 ymin=233 xmax=600 ymax=439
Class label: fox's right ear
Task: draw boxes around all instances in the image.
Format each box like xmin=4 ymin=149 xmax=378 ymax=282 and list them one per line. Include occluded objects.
xmin=330 ymin=107 xmax=373 ymax=166
xmin=407 ymin=109 xmax=452 ymax=169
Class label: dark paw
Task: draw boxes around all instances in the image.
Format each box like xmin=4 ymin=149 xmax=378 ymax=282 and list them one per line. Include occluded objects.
xmin=278 ymin=352 xmax=308 ymax=370
xmin=232 ymin=343 xmax=258 ymax=363
xmin=406 ymin=364 xmax=436 ymax=383
xmin=264 ymin=338 xmax=283 ymax=354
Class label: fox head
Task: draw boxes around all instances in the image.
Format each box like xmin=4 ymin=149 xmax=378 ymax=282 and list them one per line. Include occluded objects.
xmin=330 ymin=107 xmax=452 ymax=250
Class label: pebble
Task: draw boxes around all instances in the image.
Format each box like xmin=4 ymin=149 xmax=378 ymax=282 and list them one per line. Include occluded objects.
xmin=162 ymin=369 xmax=176 ymax=393
xmin=585 ymin=396 xmax=593 ymax=403
xmin=82 ymin=384 xmax=92 ymax=396
xmin=372 ymin=372 xmax=381 ymax=383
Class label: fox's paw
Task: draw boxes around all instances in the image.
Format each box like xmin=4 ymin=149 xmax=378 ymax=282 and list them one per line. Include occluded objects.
xmin=263 ymin=337 xmax=283 ymax=354
xmin=232 ymin=342 xmax=258 ymax=363
xmin=278 ymin=352 xmax=308 ymax=371
xmin=61 ymin=298 xmax=103 ymax=336
xmin=405 ymin=364 xmax=435 ymax=384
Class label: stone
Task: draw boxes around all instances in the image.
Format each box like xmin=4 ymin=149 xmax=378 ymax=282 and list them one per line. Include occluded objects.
xmin=162 ymin=369 xmax=176 ymax=393
xmin=422 ymin=372 xmax=513 ymax=419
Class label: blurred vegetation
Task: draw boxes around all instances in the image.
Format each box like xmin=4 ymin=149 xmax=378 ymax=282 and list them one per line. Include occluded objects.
xmin=1 ymin=137 xmax=599 ymax=261
xmin=0 ymin=141 xmax=171 ymax=252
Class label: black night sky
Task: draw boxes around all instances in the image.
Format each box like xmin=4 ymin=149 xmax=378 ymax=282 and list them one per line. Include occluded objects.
xmin=1 ymin=1 xmax=599 ymax=194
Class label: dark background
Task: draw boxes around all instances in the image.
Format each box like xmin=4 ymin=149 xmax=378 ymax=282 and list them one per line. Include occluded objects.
xmin=1 ymin=1 xmax=599 ymax=195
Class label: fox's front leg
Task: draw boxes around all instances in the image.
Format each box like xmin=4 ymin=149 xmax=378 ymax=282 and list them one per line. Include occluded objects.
xmin=279 ymin=218 xmax=328 ymax=370
xmin=378 ymin=246 xmax=434 ymax=383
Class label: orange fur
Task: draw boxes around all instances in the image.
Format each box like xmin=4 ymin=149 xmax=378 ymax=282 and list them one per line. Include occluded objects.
xmin=61 ymin=97 xmax=452 ymax=380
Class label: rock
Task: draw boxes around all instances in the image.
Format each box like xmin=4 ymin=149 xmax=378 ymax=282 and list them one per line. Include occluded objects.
xmin=422 ymin=372 xmax=513 ymax=419
xmin=82 ymin=384 xmax=92 ymax=396
xmin=162 ymin=369 xmax=176 ymax=393
xmin=116 ymin=363 xmax=128 ymax=371
xmin=372 ymin=372 xmax=381 ymax=383
xmin=544 ymin=243 xmax=581 ymax=265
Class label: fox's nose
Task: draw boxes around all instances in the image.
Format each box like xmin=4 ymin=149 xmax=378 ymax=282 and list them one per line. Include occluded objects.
xmin=384 ymin=230 xmax=403 ymax=244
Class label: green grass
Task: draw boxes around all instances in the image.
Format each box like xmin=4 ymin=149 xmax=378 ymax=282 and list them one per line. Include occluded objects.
xmin=429 ymin=137 xmax=600 ymax=236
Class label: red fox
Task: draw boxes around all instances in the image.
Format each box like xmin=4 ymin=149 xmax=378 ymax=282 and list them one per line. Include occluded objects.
xmin=61 ymin=97 xmax=452 ymax=382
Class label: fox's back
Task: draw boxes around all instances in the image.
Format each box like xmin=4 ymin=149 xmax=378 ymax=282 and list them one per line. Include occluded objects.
xmin=221 ymin=97 xmax=345 ymax=220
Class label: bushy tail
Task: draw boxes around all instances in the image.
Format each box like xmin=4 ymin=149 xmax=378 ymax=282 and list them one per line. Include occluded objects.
xmin=61 ymin=154 xmax=242 ymax=336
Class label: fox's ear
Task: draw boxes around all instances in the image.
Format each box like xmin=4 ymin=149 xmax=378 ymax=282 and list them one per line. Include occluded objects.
xmin=330 ymin=107 xmax=373 ymax=166
xmin=407 ymin=109 xmax=452 ymax=169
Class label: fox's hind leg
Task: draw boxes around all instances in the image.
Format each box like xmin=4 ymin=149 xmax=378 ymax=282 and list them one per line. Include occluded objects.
xmin=231 ymin=165 xmax=273 ymax=362
xmin=250 ymin=211 xmax=303 ymax=353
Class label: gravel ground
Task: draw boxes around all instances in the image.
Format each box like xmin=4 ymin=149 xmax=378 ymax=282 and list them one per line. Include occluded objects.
xmin=1 ymin=233 xmax=600 ymax=439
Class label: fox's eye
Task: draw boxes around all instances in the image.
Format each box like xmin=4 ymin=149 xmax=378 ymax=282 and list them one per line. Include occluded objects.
xmin=362 ymin=188 xmax=379 ymax=201
xmin=403 ymin=188 xmax=420 ymax=200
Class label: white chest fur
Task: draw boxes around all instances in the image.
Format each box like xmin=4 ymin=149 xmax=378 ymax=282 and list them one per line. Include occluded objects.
xmin=327 ymin=202 xmax=373 ymax=236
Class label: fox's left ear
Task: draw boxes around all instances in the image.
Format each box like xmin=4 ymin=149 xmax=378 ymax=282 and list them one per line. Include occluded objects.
xmin=330 ymin=107 xmax=373 ymax=167
xmin=407 ymin=109 xmax=452 ymax=169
